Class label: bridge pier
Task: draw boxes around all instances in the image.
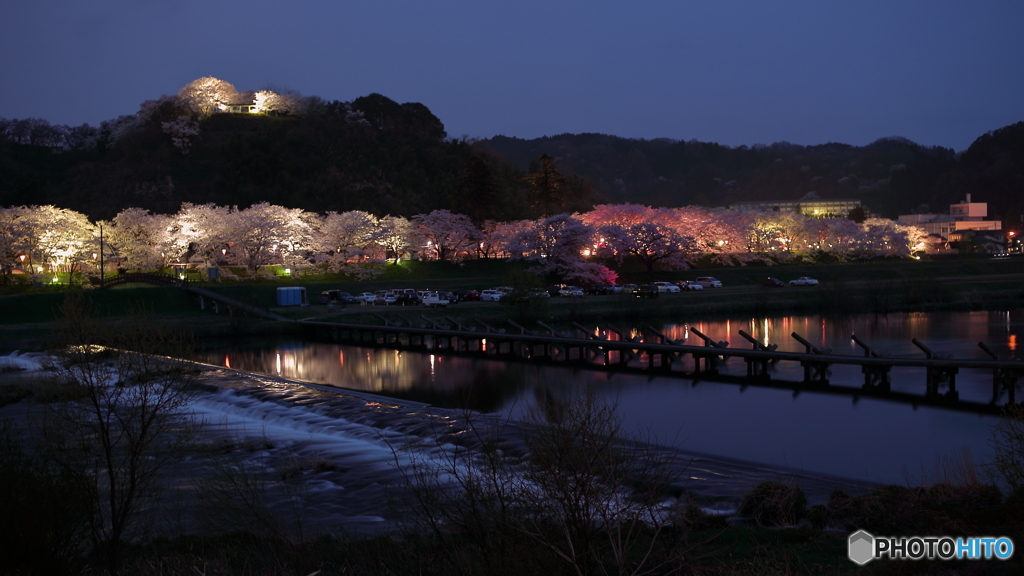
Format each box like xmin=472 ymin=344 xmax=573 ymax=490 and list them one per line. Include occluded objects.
xmin=861 ymin=365 xmax=891 ymax=391
xmin=914 ymin=338 xmax=958 ymax=400
xmin=745 ymin=357 xmax=771 ymax=379
xmin=793 ymin=332 xmax=831 ymax=385
xmin=926 ymin=366 xmax=959 ymax=400
xmin=800 ymin=360 xmax=831 ymax=385
xmin=692 ymin=351 xmax=722 ymax=374
xmin=993 ymin=369 xmax=1020 ymax=404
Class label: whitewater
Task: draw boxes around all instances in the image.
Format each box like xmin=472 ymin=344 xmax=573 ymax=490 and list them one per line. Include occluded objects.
xmin=0 ymin=350 xmax=875 ymax=536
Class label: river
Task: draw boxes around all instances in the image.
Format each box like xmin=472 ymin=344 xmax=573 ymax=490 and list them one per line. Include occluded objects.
xmin=194 ymin=309 xmax=1023 ymax=487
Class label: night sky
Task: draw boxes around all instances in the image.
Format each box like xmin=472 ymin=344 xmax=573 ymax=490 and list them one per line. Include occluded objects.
xmin=2 ymin=0 xmax=1022 ymax=150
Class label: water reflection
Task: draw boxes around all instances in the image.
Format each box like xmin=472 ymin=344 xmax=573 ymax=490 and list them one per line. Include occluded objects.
xmin=206 ymin=341 xmax=537 ymax=412
xmin=661 ymin=310 xmax=1021 ymax=359
xmin=197 ymin=310 xmax=1023 ymax=484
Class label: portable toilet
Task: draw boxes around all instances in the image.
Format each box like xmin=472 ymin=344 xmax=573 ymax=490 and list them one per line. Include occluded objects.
xmin=276 ymin=287 xmax=308 ymax=306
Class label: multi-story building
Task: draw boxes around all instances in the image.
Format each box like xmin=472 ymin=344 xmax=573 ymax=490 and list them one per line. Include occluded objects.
xmin=897 ymin=194 xmax=1003 ymax=253
xmin=729 ymin=197 xmax=863 ymax=219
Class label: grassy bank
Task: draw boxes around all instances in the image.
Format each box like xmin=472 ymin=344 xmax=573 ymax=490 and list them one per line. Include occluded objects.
xmin=2 ymin=258 xmax=1022 ymax=350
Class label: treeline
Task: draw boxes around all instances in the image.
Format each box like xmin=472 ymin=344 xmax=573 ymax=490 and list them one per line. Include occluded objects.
xmin=482 ymin=123 xmax=1024 ymax=224
xmin=0 ymin=91 xmax=595 ymax=223
xmin=3 ymin=78 xmax=1022 ymax=228
xmin=0 ymin=202 xmax=926 ymax=288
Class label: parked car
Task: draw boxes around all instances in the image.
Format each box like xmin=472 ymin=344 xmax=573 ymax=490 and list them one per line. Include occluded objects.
xmin=676 ymin=281 xmax=704 ymax=291
xmin=452 ymin=289 xmax=481 ymax=301
xmin=695 ymin=276 xmax=723 ymax=288
xmin=651 ymin=281 xmax=681 ymax=293
xmin=546 ymin=285 xmax=565 ymax=297
xmin=762 ymin=277 xmax=785 ymax=288
xmin=355 ymin=292 xmax=377 ymax=303
xmin=381 ymin=292 xmax=398 ymax=305
xmin=506 ymin=289 xmax=551 ymax=303
xmin=421 ymin=292 xmax=450 ymax=308
xmin=559 ymin=285 xmax=585 ymax=297
xmin=438 ymin=290 xmax=459 ymax=303
xmin=631 ymin=285 xmax=660 ymax=298
xmin=319 ymin=290 xmax=358 ymax=304
xmin=393 ymin=293 xmax=421 ymax=306
xmin=480 ymin=289 xmax=504 ymax=302
xmin=789 ymin=277 xmax=819 ymax=286
xmin=588 ymin=284 xmax=623 ymax=295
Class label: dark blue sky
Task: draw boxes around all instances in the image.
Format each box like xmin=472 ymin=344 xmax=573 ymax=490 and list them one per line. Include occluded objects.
xmin=2 ymin=1 xmax=1022 ymax=150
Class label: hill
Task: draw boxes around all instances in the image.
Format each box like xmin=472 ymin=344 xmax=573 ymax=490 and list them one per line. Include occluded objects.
xmin=2 ymin=92 xmax=1022 ymax=226
xmin=0 ymin=94 xmax=544 ymax=222
xmin=481 ymin=124 xmax=1024 ymax=222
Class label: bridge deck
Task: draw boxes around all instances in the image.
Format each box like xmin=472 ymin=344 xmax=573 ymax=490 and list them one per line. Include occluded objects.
xmin=300 ymin=319 xmax=1024 ymax=415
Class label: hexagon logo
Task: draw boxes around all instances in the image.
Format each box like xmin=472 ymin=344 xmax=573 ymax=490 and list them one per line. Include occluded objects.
xmin=848 ymin=530 xmax=875 ymax=565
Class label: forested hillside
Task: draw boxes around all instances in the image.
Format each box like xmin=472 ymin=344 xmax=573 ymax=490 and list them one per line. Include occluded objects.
xmin=0 ymin=93 xmax=585 ymax=222
xmin=2 ymin=82 xmax=1022 ymax=227
xmin=482 ymin=123 xmax=1024 ymax=223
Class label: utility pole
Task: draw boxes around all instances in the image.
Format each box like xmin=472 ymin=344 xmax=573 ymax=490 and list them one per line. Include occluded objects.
xmin=99 ymin=222 xmax=104 ymax=285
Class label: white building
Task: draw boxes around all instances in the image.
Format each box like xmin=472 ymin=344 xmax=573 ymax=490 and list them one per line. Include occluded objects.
xmin=898 ymin=194 xmax=1003 ymax=252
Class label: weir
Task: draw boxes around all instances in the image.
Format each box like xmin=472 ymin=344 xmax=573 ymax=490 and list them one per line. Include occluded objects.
xmin=299 ymin=318 xmax=1024 ymax=416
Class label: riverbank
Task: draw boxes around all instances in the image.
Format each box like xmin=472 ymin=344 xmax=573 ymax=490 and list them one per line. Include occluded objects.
xmin=2 ymin=258 xmax=1022 ymax=352
xmin=3 ymin=352 xmax=1021 ymax=575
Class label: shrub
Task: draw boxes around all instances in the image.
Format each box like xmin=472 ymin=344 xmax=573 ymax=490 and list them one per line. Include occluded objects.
xmin=738 ymin=480 xmax=807 ymax=527
xmin=0 ymin=421 xmax=92 ymax=574
xmin=988 ymin=403 xmax=1024 ymax=499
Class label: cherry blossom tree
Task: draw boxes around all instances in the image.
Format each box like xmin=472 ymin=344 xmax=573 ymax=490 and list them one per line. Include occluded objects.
xmin=902 ymin=223 xmax=930 ymax=257
xmin=375 ymin=215 xmax=414 ymax=263
xmin=479 ymin=219 xmax=534 ymax=259
xmin=99 ymin=115 xmax=138 ymax=146
xmin=858 ymin=218 xmax=913 ymax=257
xmin=252 ymin=90 xmax=302 ymax=115
xmin=600 ymin=221 xmax=696 ymax=273
xmin=509 ymin=214 xmax=610 ymax=282
xmin=177 ymin=77 xmax=239 ymax=118
xmin=411 ymin=209 xmax=478 ymax=262
xmin=161 ymin=116 xmax=200 ymax=155
xmin=167 ymin=203 xmax=233 ymax=268
xmin=0 ymin=206 xmax=38 ymax=282
xmin=579 ymin=203 xmax=656 ymax=229
xmin=813 ymin=218 xmax=862 ymax=258
xmin=31 ymin=206 xmax=96 ymax=279
xmin=106 ymin=208 xmax=171 ymax=271
xmin=318 ymin=210 xmax=381 ymax=263
xmin=672 ymin=206 xmax=747 ymax=253
xmin=222 ymin=203 xmax=314 ymax=273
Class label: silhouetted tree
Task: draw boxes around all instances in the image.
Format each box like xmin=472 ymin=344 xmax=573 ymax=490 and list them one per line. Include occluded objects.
xmin=458 ymin=155 xmax=496 ymax=224
xmin=524 ymin=154 xmax=567 ymax=218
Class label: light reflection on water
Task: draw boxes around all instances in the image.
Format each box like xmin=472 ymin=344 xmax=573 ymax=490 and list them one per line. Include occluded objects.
xmin=197 ymin=310 xmax=1023 ymax=484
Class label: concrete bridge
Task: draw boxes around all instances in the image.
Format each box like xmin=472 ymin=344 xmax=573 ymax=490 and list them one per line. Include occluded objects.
xmin=299 ymin=318 xmax=1024 ymax=416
